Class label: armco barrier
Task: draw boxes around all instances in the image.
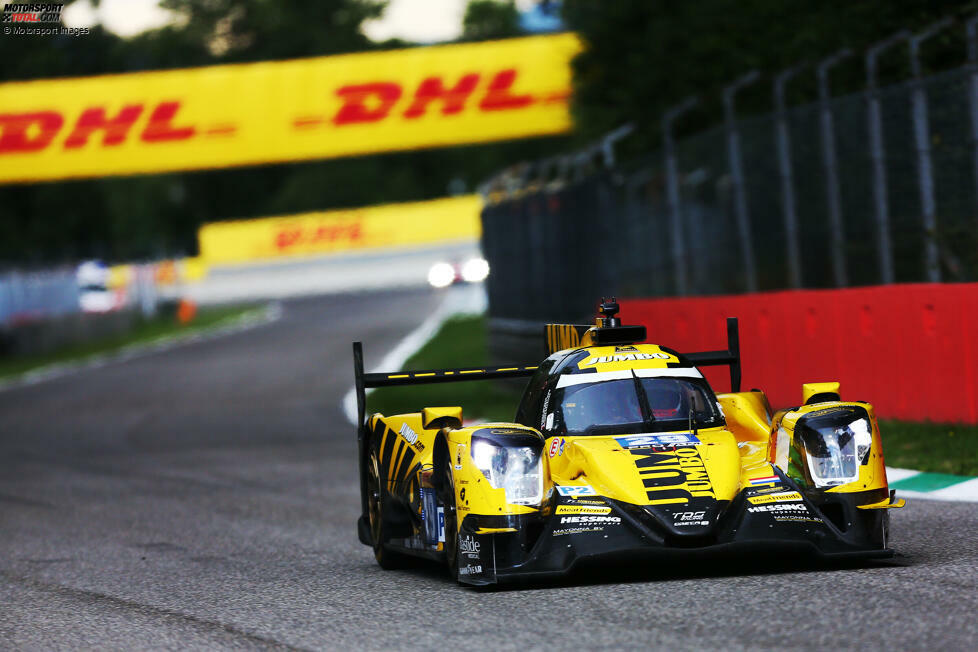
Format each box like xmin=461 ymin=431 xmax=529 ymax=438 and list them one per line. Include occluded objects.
xmin=621 ymin=283 xmax=978 ymax=424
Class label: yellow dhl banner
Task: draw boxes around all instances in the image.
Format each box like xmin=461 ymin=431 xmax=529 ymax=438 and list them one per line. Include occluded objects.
xmin=0 ymin=34 xmax=579 ymax=184
xmin=198 ymin=194 xmax=482 ymax=265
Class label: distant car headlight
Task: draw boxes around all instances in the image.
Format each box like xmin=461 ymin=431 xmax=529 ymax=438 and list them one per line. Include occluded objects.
xmin=471 ymin=438 xmax=543 ymax=505
xmin=795 ymin=408 xmax=873 ymax=488
xmin=427 ymin=262 xmax=455 ymax=288
xmin=461 ymin=257 xmax=490 ymax=283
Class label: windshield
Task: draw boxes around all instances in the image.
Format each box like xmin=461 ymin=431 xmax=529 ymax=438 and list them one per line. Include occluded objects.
xmin=552 ymin=376 xmax=723 ymax=436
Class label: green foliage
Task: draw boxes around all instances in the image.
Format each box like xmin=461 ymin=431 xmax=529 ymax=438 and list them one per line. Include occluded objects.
xmin=462 ymin=0 xmax=521 ymax=42
xmin=562 ymin=0 xmax=978 ymax=152
xmin=880 ymin=420 xmax=978 ymax=476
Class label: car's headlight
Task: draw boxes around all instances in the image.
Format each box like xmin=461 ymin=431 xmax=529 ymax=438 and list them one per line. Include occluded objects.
xmin=471 ymin=438 xmax=543 ymax=505
xmin=795 ymin=407 xmax=873 ymax=488
xmin=461 ymin=257 xmax=490 ymax=283
xmin=427 ymin=262 xmax=455 ymax=288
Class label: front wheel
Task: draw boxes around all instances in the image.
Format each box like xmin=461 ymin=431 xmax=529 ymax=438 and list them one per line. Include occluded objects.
xmin=439 ymin=460 xmax=459 ymax=580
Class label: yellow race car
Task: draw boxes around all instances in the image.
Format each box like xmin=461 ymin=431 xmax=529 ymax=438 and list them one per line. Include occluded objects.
xmin=352 ymin=299 xmax=904 ymax=586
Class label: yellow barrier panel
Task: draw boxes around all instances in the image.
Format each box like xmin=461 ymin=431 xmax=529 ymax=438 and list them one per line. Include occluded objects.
xmin=0 ymin=34 xmax=579 ymax=184
xmin=198 ymin=194 xmax=482 ymax=265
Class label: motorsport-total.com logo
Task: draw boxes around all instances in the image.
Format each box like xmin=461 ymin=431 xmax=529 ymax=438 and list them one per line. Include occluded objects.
xmin=2 ymin=3 xmax=89 ymax=36
xmin=2 ymin=3 xmax=63 ymax=23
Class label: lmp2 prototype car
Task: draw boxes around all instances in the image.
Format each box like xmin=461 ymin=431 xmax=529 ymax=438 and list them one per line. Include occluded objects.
xmin=352 ymin=299 xmax=904 ymax=586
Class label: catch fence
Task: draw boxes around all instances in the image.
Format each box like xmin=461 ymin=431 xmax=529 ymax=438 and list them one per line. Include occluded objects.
xmin=481 ymin=61 xmax=978 ymax=327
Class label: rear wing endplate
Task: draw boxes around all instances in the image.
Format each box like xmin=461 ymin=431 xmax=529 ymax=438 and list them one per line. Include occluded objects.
xmin=682 ymin=317 xmax=741 ymax=393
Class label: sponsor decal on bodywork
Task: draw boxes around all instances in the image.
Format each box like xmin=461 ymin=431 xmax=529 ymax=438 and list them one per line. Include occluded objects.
xmin=555 ymin=484 xmax=597 ymax=497
xmin=673 ymin=510 xmax=709 ymax=527
xmin=630 ymin=445 xmax=715 ymax=505
xmin=399 ymin=422 xmax=424 ymax=452
xmin=747 ymin=491 xmax=803 ymax=505
xmin=555 ymin=505 xmax=612 ymax=515
xmin=548 ymin=437 xmax=566 ymax=458
xmin=616 ymin=433 xmax=701 ymax=449
xmin=459 ymin=534 xmax=481 ymax=560
xmin=747 ymin=503 xmax=809 ymax=514
xmin=559 ymin=515 xmax=621 ymax=525
xmin=581 ymin=352 xmax=672 ymax=366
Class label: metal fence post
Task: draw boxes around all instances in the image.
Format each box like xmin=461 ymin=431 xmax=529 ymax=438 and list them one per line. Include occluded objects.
xmin=817 ymin=48 xmax=853 ymax=287
xmin=966 ymin=15 xmax=978 ymax=231
xmin=909 ymin=18 xmax=953 ymax=283
xmin=774 ymin=64 xmax=806 ymax=288
xmin=723 ymin=70 xmax=761 ymax=292
xmin=866 ymin=30 xmax=910 ymax=285
xmin=663 ymin=96 xmax=698 ymax=296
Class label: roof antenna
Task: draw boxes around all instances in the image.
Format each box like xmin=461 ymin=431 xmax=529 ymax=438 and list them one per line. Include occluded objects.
xmin=598 ymin=296 xmax=621 ymax=328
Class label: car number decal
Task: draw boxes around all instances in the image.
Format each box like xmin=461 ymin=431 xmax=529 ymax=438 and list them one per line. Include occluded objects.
xmin=615 ymin=433 xmax=701 ymax=448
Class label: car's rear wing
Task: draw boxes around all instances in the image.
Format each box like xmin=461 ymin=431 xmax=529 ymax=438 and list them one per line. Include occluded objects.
xmin=351 ymin=341 xmax=537 ymax=433
xmin=352 ymin=316 xmax=740 ymax=431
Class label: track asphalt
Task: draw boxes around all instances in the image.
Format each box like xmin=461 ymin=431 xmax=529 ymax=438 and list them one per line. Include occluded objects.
xmin=1 ymin=289 xmax=975 ymax=650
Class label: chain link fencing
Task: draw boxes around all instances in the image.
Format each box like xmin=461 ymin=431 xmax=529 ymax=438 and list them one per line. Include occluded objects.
xmin=481 ymin=63 xmax=978 ymax=334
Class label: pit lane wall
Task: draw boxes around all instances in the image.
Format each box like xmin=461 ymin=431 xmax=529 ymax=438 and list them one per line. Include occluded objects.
xmin=621 ymin=283 xmax=978 ymax=424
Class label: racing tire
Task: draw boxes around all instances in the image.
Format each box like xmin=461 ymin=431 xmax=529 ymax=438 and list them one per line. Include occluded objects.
xmin=439 ymin=459 xmax=460 ymax=581
xmin=365 ymin=448 xmax=411 ymax=570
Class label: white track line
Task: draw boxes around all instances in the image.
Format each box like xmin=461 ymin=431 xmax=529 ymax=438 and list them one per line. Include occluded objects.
xmin=342 ymin=285 xmax=486 ymax=425
xmin=0 ymin=302 xmax=282 ymax=394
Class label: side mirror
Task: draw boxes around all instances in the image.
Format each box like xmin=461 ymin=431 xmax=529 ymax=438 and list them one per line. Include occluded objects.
xmin=421 ymin=406 xmax=463 ymax=430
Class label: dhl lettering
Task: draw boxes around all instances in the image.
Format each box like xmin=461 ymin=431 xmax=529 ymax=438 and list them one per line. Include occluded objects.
xmin=478 ymin=69 xmax=533 ymax=111
xmin=330 ymin=69 xmax=539 ymax=126
xmin=631 ymin=445 xmax=715 ymax=505
xmin=332 ymin=82 xmax=403 ymax=125
xmin=274 ymin=221 xmax=363 ymax=250
xmin=0 ymin=111 xmax=62 ymax=153
xmin=403 ymin=74 xmax=481 ymax=118
xmin=0 ymin=101 xmax=197 ymax=155
xmin=63 ymin=105 xmax=143 ymax=149
xmin=140 ymin=101 xmax=196 ymax=142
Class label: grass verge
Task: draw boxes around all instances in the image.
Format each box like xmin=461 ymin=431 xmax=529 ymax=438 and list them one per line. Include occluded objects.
xmin=366 ymin=315 xmax=522 ymax=422
xmin=367 ymin=314 xmax=978 ymax=476
xmin=0 ymin=304 xmax=260 ymax=382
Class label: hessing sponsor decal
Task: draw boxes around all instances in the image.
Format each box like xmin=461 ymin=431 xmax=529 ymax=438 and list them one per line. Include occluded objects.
xmin=559 ymin=515 xmax=620 ymax=525
xmin=747 ymin=503 xmax=809 ymax=514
